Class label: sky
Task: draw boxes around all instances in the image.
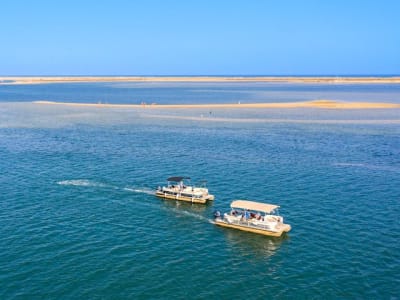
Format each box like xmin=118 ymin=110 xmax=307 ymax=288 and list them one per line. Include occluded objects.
xmin=1 ymin=0 xmax=399 ymax=75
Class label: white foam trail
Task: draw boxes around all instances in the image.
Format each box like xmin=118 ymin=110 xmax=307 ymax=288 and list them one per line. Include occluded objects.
xmin=57 ymin=179 xmax=109 ymax=188
xmin=57 ymin=182 xmax=215 ymax=222
xmin=123 ymin=187 xmax=155 ymax=195
xmin=169 ymin=207 xmax=214 ymax=224
xmin=333 ymin=163 xmax=365 ymax=167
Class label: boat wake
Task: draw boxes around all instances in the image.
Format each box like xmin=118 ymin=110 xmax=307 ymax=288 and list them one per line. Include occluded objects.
xmin=57 ymin=179 xmax=110 ymax=188
xmin=333 ymin=162 xmax=365 ymax=167
xmin=57 ymin=180 xmax=156 ymax=194
xmin=123 ymin=187 xmax=155 ymax=195
xmin=57 ymin=180 xmax=214 ymax=222
xmin=168 ymin=207 xmax=214 ymax=224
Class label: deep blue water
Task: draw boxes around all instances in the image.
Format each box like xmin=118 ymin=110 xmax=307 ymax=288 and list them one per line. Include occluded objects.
xmin=0 ymin=83 xmax=400 ymax=299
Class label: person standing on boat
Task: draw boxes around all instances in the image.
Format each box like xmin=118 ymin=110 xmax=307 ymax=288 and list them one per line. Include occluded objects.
xmin=241 ymin=210 xmax=250 ymax=221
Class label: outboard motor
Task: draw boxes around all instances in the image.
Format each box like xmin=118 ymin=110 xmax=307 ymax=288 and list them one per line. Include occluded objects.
xmin=213 ymin=210 xmax=221 ymax=219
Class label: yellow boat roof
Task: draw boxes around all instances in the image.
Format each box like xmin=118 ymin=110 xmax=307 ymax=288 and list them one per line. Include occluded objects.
xmin=231 ymin=200 xmax=279 ymax=213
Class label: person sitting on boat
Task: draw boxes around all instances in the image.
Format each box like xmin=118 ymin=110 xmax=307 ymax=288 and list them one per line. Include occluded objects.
xmin=241 ymin=210 xmax=250 ymax=221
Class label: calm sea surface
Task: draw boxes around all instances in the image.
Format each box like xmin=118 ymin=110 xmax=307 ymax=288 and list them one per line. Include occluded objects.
xmin=1 ymin=81 xmax=400 ymax=104
xmin=0 ymin=82 xmax=399 ymax=299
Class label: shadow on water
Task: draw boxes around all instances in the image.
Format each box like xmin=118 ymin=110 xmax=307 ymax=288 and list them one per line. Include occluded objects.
xmin=218 ymin=226 xmax=289 ymax=259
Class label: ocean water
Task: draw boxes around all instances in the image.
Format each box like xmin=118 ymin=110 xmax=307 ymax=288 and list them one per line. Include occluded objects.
xmin=1 ymin=81 xmax=400 ymax=104
xmin=0 ymin=82 xmax=400 ymax=299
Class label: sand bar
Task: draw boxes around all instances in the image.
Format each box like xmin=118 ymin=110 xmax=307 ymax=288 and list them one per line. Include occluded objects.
xmin=34 ymin=100 xmax=400 ymax=109
xmin=2 ymin=76 xmax=400 ymax=85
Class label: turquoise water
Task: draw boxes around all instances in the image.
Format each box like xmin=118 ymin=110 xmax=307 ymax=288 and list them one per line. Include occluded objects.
xmin=1 ymin=83 xmax=400 ymax=299
xmin=1 ymin=81 xmax=400 ymax=104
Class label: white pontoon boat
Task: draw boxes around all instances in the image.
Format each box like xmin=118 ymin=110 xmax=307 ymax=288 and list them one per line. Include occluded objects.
xmin=214 ymin=200 xmax=291 ymax=237
xmin=156 ymin=176 xmax=215 ymax=204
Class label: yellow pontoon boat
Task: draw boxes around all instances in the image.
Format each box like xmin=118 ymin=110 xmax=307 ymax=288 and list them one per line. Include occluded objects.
xmin=214 ymin=200 xmax=291 ymax=237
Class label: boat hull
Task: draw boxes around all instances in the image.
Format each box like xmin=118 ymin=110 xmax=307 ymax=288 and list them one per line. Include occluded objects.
xmin=155 ymin=191 xmax=211 ymax=204
xmin=214 ymin=219 xmax=291 ymax=237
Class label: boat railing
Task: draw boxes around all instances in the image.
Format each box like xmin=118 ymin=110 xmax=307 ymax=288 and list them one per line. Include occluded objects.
xmin=225 ymin=215 xmax=277 ymax=231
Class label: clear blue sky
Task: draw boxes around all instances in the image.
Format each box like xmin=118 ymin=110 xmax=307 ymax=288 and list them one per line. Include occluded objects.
xmin=1 ymin=0 xmax=399 ymax=75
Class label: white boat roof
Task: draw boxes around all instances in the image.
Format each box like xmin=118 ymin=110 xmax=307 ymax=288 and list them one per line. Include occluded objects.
xmin=231 ymin=200 xmax=279 ymax=213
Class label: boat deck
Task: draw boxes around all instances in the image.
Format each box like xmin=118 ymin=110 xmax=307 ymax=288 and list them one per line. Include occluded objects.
xmin=214 ymin=218 xmax=291 ymax=237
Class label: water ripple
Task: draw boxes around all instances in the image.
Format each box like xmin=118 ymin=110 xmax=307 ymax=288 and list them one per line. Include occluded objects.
xmin=1 ymin=100 xmax=400 ymax=298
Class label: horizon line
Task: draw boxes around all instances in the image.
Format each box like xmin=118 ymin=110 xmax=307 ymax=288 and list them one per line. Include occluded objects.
xmin=1 ymin=74 xmax=400 ymax=77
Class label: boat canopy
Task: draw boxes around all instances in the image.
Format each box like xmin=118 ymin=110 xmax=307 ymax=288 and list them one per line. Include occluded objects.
xmin=231 ymin=200 xmax=279 ymax=213
xmin=167 ymin=176 xmax=190 ymax=182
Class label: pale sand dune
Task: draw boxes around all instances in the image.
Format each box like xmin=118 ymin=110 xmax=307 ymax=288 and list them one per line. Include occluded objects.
xmin=34 ymin=100 xmax=400 ymax=109
xmin=2 ymin=76 xmax=400 ymax=84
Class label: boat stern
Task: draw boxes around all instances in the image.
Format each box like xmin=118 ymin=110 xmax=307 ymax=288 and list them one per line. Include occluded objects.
xmin=206 ymin=194 xmax=215 ymax=201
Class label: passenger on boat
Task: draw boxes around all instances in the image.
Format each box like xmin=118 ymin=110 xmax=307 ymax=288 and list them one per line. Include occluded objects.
xmin=241 ymin=210 xmax=250 ymax=221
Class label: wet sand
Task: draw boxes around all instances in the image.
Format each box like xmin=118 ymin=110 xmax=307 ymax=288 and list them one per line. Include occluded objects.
xmin=34 ymin=100 xmax=400 ymax=109
xmin=2 ymin=76 xmax=400 ymax=85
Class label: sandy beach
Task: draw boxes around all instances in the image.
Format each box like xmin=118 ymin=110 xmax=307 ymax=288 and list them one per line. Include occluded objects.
xmin=34 ymin=100 xmax=400 ymax=109
xmin=2 ymin=76 xmax=400 ymax=85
